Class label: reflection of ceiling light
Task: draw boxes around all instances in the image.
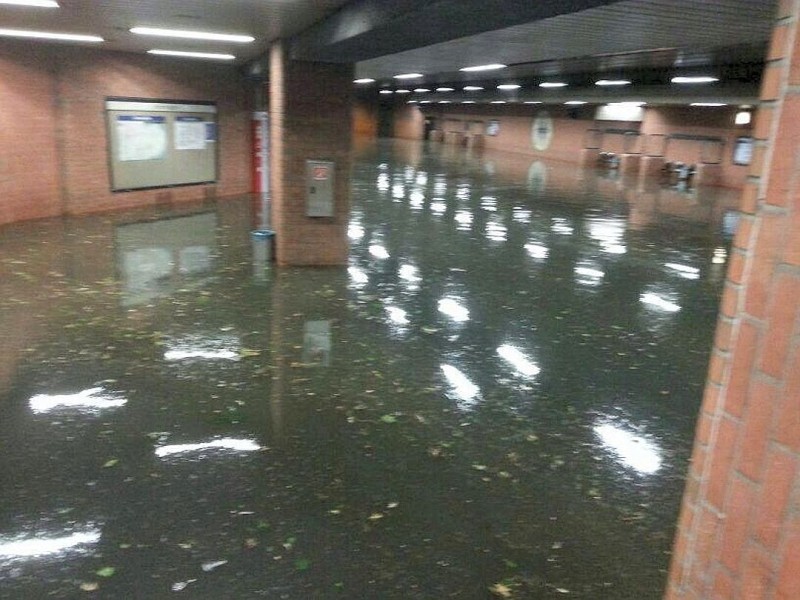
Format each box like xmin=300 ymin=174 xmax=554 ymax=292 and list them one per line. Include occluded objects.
xmin=155 ymin=438 xmax=262 ymax=458
xmin=347 ymin=266 xmax=368 ymax=284
xmin=565 ymin=101 xmax=587 ymax=105
xmin=353 ymin=78 xmax=375 ymax=84
xmin=735 ymin=111 xmax=752 ymax=125
xmin=394 ymin=73 xmax=423 ymax=79
xmin=497 ymin=84 xmax=521 ymax=90
xmin=369 ymin=245 xmax=390 ymax=259
xmin=0 ymin=529 xmax=101 ymax=558
xmin=0 ymin=28 xmax=102 ymax=42
xmin=441 ymin=364 xmax=480 ymax=403
xmin=347 ymin=223 xmax=365 ymax=240
xmin=29 ymin=387 xmax=126 ymax=414
xmin=497 ymin=345 xmax=540 ymax=377
xmin=665 ymin=262 xmax=700 ymax=279
xmin=595 ymin=79 xmax=631 ymax=86
xmin=0 ymin=0 xmax=59 ymax=6
xmin=712 ymin=247 xmax=727 ymax=264
xmin=540 ymin=82 xmax=567 ymax=88
xmin=385 ymin=305 xmax=409 ymax=325
xmin=460 ymin=63 xmax=507 ymax=72
xmin=672 ymin=76 xmax=719 ymax=84
xmin=595 ymin=423 xmax=662 ymax=474
xmin=525 ymin=243 xmax=549 ymax=259
xmin=379 ymin=90 xmax=393 ymax=95
xmin=164 ymin=348 xmax=238 ymax=360
xmin=463 ymin=86 xmax=484 ymax=91
xmin=148 ymin=50 xmax=235 ymax=60
xmin=576 ymin=267 xmax=604 ymax=279
xmin=438 ymin=298 xmax=469 ymax=322
xmin=640 ymin=292 xmax=681 ymax=312
xmin=131 ymin=27 xmax=254 ymax=43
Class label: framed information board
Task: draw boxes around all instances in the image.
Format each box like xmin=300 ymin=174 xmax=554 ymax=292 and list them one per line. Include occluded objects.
xmin=105 ymin=98 xmax=218 ymax=192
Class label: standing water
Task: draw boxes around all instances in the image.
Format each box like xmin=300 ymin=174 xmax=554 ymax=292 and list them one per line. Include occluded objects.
xmin=0 ymin=140 xmax=737 ymax=598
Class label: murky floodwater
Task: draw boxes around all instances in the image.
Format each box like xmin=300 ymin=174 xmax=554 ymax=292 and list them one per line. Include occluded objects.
xmin=0 ymin=140 xmax=738 ymax=598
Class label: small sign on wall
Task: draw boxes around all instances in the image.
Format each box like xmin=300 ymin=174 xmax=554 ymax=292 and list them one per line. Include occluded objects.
xmin=306 ymin=160 xmax=335 ymax=217
xmin=486 ymin=120 xmax=500 ymax=136
xmin=531 ymin=112 xmax=554 ymax=151
xmin=733 ymin=136 xmax=753 ymax=166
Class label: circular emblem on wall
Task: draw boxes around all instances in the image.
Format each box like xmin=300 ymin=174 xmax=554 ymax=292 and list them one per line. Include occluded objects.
xmin=531 ymin=112 xmax=554 ymax=151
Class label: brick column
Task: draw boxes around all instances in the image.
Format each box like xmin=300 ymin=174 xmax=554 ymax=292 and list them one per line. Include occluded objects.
xmin=269 ymin=42 xmax=353 ymax=266
xmin=666 ymin=2 xmax=800 ymax=598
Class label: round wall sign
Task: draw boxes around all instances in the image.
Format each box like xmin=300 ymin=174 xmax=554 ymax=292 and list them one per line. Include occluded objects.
xmin=531 ymin=112 xmax=554 ymax=151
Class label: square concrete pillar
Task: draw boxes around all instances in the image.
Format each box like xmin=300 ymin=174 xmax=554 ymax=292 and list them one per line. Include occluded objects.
xmin=579 ymin=148 xmax=600 ymax=168
xmin=693 ymin=163 xmax=722 ymax=187
xmin=637 ymin=156 xmax=665 ymax=188
xmin=618 ymin=153 xmax=641 ymax=177
xmin=269 ymin=42 xmax=353 ymax=266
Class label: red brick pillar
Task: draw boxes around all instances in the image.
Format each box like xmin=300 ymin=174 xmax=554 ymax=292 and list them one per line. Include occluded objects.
xmin=666 ymin=2 xmax=800 ymax=598
xmin=269 ymin=42 xmax=353 ymax=266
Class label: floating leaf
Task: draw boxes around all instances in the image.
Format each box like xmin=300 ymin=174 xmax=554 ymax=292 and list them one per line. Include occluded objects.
xmin=490 ymin=582 xmax=513 ymax=597
xmin=368 ymin=512 xmax=384 ymax=521
xmin=80 ymin=582 xmax=99 ymax=592
xmin=95 ymin=567 xmax=116 ymax=578
xmin=239 ymin=348 xmax=261 ymax=358
xmin=294 ymin=558 xmax=311 ymax=571
xmin=102 ymin=459 xmax=119 ymax=468
xmin=380 ymin=414 xmax=397 ymax=424
xmin=201 ymin=560 xmax=227 ymax=572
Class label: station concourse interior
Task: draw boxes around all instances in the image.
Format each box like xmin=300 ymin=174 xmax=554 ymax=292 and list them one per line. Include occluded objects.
xmin=0 ymin=1 xmax=798 ymax=598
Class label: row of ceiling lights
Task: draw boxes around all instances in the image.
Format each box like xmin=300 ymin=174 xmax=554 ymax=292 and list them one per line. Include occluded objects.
xmin=0 ymin=0 xmax=253 ymax=60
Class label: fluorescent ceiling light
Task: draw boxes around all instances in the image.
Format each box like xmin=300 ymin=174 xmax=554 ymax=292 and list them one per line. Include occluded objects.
xmin=463 ymin=86 xmax=484 ymax=91
xmin=672 ymin=76 xmax=719 ymax=84
xmin=414 ymin=88 xmax=430 ymax=93
xmin=155 ymin=438 xmax=262 ymax=458
xmin=540 ymin=82 xmax=567 ymax=88
xmin=460 ymin=63 xmax=507 ymax=72
xmin=565 ymin=101 xmax=587 ymax=105
xmin=148 ymin=49 xmax=235 ymax=60
xmin=0 ymin=28 xmax=102 ymax=42
xmin=131 ymin=27 xmax=253 ymax=43
xmin=491 ymin=100 xmax=506 ymax=104
xmin=439 ymin=100 xmax=452 ymax=104
xmin=462 ymin=101 xmax=476 ymax=104
xmin=497 ymin=84 xmax=521 ymax=90
xmin=608 ymin=101 xmax=646 ymax=107
xmin=420 ymin=100 xmax=432 ymax=104
xmin=524 ymin=101 xmax=543 ymax=104
xmin=353 ymin=78 xmax=375 ymax=84
xmin=0 ymin=0 xmax=58 ymax=6
xmin=394 ymin=73 xmax=423 ymax=79
xmin=436 ymin=87 xmax=454 ymax=92
xmin=408 ymin=100 xmax=418 ymax=104
xmin=379 ymin=90 xmax=394 ymax=94
xmin=691 ymin=102 xmax=727 ymax=107
xmin=595 ymin=79 xmax=631 ymax=86
xmin=395 ymin=89 xmax=411 ymax=94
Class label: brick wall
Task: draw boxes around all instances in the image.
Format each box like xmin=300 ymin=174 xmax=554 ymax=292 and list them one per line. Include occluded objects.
xmin=0 ymin=40 xmax=252 ymax=226
xmin=667 ymin=1 xmax=800 ymax=598
xmin=269 ymin=42 xmax=353 ymax=266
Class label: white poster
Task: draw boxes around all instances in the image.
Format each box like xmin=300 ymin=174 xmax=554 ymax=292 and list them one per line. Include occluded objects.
xmin=117 ymin=116 xmax=167 ymax=162
xmin=175 ymin=116 xmax=207 ymax=150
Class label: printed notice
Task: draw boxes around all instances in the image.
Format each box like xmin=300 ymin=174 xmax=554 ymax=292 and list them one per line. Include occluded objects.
xmin=117 ymin=116 xmax=167 ymax=162
xmin=175 ymin=116 xmax=207 ymax=150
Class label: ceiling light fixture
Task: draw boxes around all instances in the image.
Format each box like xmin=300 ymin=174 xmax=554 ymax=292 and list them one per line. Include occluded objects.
xmin=0 ymin=28 xmax=102 ymax=42
xmin=690 ymin=102 xmax=727 ymax=107
xmin=395 ymin=89 xmax=411 ymax=94
xmin=735 ymin=111 xmax=752 ymax=125
xmin=540 ymin=82 xmax=567 ymax=88
xmin=462 ymin=101 xmax=476 ymax=104
xmin=131 ymin=27 xmax=254 ymax=43
xmin=394 ymin=73 xmax=423 ymax=79
xmin=524 ymin=101 xmax=543 ymax=104
xmin=491 ymin=100 xmax=507 ymax=104
xmin=672 ymin=76 xmax=719 ymax=84
xmin=353 ymin=78 xmax=375 ymax=84
xmin=0 ymin=0 xmax=58 ymax=6
xmin=414 ymin=88 xmax=431 ymax=93
xmin=460 ymin=63 xmax=507 ymax=72
xmin=379 ymin=90 xmax=394 ymax=94
xmin=565 ymin=101 xmax=587 ymax=105
xmin=148 ymin=49 xmax=235 ymax=60
xmin=420 ymin=100 xmax=432 ymax=104
xmin=436 ymin=87 xmax=454 ymax=92
xmin=497 ymin=84 xmax=521 ymax=90
xmin=439 ymin=100 xmax=452 ymax=104
xmin=463 ymin=86 xmax=484 ymax=91
xmin=595 ymin=79 xmax=631 ymax=86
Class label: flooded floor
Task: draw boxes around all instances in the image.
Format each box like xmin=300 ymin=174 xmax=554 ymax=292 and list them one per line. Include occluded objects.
xmin=0 ymin=140 xmax=738 ymax=598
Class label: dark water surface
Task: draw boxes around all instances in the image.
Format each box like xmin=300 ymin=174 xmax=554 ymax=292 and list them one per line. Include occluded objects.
xmin=0 ymin=140 xmax=737 ymax=598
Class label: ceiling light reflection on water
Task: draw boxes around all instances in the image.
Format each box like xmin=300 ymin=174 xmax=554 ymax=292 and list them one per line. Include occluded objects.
xmin=640 ymin=292 xmax=681 ymax=313
xmin=29 ymin=387 xmax=126 ymax=414
xmin=369 ymin=245 xmax=390 ymax=259
xmin=496 ymin=345 xmax=540 ymax=377
xmin=155 ymin=437 xmax=262 ymax=458
xmin=438 ymin=298 xmax=470 ymax=322
xmin=665 ymin=262 xmax=700 ymax=279
xmin=525 ymin=242 xmax=549 ymax=260
xmin=440 ymin=364 xmax=480 ymax=408
xmin=0 ymin=528 xmax=101 ymax=560
xmin=594 ymin=422 xmax=663 ymax=475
